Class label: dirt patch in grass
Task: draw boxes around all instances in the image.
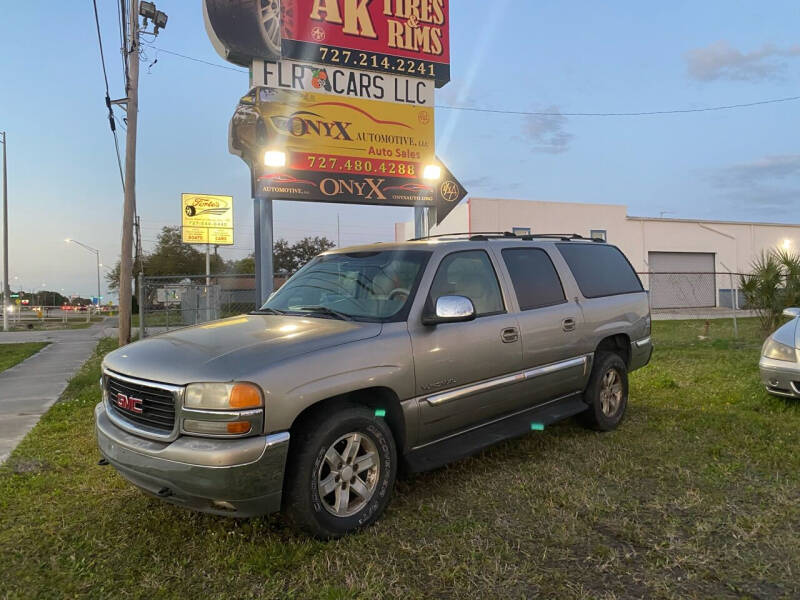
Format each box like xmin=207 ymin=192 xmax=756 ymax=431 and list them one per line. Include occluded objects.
xmin=0 ymin=321 xmax=798 ymax=599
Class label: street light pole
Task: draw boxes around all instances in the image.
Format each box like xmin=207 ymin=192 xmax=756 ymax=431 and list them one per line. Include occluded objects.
xmin=1 ymin=132 xmax=8 ymax=332
xmin=65 ymin=239 xmax=101 ymax=305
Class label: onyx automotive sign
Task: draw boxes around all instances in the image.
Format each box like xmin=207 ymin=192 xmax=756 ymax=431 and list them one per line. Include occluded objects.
xmin=203 ymin=0 xmax=451 ymax=86
xmin=255 ymin=156 xmax=466 ymax=224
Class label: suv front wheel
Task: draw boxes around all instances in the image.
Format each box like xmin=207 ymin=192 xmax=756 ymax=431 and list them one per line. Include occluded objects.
xmin=580 ymin=352 xmax=629 ymax=431
xmin=284 ymin=405 xmax=397 ymax=538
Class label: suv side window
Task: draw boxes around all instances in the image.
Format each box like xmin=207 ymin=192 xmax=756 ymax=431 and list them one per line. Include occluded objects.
xmin=429 ymin=250 xmax=505 ymax=316
xmin=556 ymin=243 xmax=643 ymax=298
xmin=501 ymin=248 xmax=566 ymax=310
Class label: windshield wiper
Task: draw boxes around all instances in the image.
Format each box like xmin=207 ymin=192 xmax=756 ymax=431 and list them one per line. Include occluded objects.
xmin=251 ymin=307 xmax=286 ymax=315
xmin=294 ymin=305 xmax=353 ymax=321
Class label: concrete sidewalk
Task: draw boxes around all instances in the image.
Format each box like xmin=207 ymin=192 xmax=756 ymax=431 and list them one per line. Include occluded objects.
xmin=0 ymin=319 xmax=114 ymax=463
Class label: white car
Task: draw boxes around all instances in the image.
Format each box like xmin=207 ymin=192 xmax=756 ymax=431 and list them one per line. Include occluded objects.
xmin=760 ymin=308 xmax=800 ymax=398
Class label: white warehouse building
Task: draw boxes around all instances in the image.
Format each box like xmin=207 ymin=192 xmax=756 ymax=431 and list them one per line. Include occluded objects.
xmin=395 ymin=198 xmax=800 ymax=310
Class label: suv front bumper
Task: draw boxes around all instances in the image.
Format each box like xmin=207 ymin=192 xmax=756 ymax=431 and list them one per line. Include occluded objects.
xmin=95 ymin=402 xmax=290 ymax=517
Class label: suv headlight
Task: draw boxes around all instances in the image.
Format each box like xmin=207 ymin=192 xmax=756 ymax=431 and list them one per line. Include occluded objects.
xmin=182 ymin=382 xmax=264 ymax=437
xmin=762 ymin=338 xmax=797 ymax=362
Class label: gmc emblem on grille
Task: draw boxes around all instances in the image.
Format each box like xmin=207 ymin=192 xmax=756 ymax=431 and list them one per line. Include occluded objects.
xmin=115 ymin=392 xmax=143 ymax=414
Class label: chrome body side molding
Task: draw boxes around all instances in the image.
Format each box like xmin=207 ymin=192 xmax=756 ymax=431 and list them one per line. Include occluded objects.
xmin=425 ymin=355 xmax=590 ymax=407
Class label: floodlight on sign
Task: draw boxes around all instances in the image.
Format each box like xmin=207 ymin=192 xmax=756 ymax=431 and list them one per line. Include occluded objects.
xmin=155 ymin=11 xmax=168 ymax=30
xmin=140 ymin=2 xmax=156 ymax=19
xmin=264 ymin=150 xmax=286 ymax=168
xmin=422 ymin=164 xmax=442 ymax=181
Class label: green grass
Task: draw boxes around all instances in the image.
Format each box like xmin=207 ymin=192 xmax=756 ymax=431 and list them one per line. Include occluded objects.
xmin=1 ymin=319 xmax=799 ymax=599
xmin=0 ymin=342 xmax=48 ymax=373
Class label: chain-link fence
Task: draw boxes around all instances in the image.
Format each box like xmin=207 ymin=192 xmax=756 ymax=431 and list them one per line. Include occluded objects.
xmin=140 ymin=270 xmax=756 ymax=337
xmin=637 ymin=272 xmax=755 ymax=339
xmin=138 ymin=273 xmax=291 ymax=338
xmin=638 ymin=271 xmax=749 ymax=315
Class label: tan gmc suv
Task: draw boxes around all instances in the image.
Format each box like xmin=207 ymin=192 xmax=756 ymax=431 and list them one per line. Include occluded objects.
xmin=96 ymin=233 xmax=652 ymax=537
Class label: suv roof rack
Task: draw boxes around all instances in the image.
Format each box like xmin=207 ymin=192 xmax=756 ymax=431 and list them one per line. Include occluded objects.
xmin=410 ymin=231 xmax=602 ymax=242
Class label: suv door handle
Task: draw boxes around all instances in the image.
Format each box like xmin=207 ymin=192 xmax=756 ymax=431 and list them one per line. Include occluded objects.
xmin=562 ymin=318 xmax=576 ymax=332
xmin=500 ymin=327 xmax=519 ymax=343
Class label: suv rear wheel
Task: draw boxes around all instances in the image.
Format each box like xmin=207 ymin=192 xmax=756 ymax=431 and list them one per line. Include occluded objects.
xmin=580 ymin=352 xmax=628 ymax=431
xmin=284 ymin=405 xmax=397 ymax=538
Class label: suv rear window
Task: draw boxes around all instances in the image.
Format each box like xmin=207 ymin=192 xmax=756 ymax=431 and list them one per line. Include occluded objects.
xmin=557 ymin=243 xmax=643 ymax=298
xmin=501 ymin=248 xmax=566 ymax=310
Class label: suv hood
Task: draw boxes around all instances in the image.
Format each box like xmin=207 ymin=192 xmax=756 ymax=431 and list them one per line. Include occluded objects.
xmin=103 ymin=314 xmax=382 ymax=385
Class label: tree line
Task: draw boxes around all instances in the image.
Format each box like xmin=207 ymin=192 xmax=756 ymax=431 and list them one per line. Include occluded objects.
xmin=106 ymin=226 xmax=335 ymax=290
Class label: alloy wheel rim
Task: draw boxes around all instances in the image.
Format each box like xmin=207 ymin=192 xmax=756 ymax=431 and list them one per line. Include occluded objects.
xmin=318 ymin=432 xmax=380 ymax=518
xmin=600 ymin=368 xmax=623 ymax=416
xmin=260 ymin=0 xmax=281 ymax=54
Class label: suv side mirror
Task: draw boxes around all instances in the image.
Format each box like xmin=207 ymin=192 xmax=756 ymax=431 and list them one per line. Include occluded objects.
xmin=783 ymin=307 xmax=800 ymax=319
xmin=423 ymin=295 xmax=476 ymax=326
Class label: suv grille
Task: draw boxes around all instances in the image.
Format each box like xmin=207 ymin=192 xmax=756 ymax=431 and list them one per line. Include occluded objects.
xmin=106 ymin=374 xmax=176 ymax=432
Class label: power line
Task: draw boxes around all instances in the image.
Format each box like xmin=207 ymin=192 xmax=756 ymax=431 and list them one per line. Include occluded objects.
xmin=91 ymin=0 xmax=125 ymax=191
xmin=91 ymin=0 xmax=112 ymax=94
xmin=118 ymin=0 xmax=130 ymax=89
xmin=146 ymin=45 xmax=247 ymax=73
xmin=436 ymin=95 xmax=800 ymax=117
xmin=144 ymin=45 xmax=800 ymax=118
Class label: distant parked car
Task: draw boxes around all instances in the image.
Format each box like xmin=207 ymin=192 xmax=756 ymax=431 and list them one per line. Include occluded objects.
xmin=760 ymin=308 xmax=800 ymax=398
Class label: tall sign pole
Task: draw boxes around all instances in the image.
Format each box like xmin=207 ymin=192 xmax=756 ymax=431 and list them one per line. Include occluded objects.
xmin=254 ymin=198 xmax=273 ymax=306
xmin=1 ymin=132 xmax=8 ymax=332
xmin=119 ymin=0 xmax=140 ymax=345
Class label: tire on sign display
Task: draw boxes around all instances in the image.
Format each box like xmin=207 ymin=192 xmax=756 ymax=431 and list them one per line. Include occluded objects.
xmin=203 ymin=0 xmax=288 ymax=66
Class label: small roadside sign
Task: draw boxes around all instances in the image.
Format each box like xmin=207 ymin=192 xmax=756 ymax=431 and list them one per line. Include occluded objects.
xmin=181 ymin=194 xmax=234 ymax=246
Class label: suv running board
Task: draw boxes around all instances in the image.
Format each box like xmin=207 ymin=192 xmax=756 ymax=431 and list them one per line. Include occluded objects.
xmin=403 ymin=393 xmax=588 ymax=474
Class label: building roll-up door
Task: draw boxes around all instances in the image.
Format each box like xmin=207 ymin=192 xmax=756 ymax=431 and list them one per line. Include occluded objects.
xmin=648 ymin=252 xmax=716 ymax=309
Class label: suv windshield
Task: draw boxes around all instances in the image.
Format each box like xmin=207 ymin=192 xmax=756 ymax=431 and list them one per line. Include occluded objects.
xmin=261 ymin=250 xmax=431 ymax=322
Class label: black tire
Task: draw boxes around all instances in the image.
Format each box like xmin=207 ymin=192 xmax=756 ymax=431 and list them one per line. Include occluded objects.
xmin=205 ymin=0 xmax=281 ymax=65
xmin=284 ymin=405 xmax=397 ymax=539
xmin=580 ymin=352 xmax=628 ymax=431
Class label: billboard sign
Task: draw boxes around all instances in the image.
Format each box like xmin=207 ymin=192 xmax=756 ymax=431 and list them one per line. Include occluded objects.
xmin=281 ymin=0 xmax=451 ymax=86
xmin=181 ymin=194 xmax=234 ymax=245
xmin=230 ymin=87 xmax=434 ymax=176
xmin=256 ymin=171 xmax=435 ymax=206
xmin=203 ymin=0 xmax=451 ymax=86
xmin=254 ymin=59 xmax=435 ymax=106
xmin=255 ymin=154 xmax=466 ymax=223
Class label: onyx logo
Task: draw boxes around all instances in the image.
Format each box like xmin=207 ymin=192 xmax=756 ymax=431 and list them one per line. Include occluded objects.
xmin=270 ymin=112 xmax=353 ymax=141
xmin=320 ymin=177 xmax=386 ymax=200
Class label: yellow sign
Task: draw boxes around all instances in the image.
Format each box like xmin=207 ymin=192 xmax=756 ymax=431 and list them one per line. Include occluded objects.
xmin=234 ymin=87 xmax=434 ymax=170
xmin=181 ymin=194 xmax=234 ymax=245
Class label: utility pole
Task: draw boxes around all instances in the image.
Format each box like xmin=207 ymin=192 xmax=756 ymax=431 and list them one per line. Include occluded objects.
xmin=118 ymin=0 xmax=140 ymax=345
xmin=1 ymin=132 xmax=8 ymax=332
xmin=134 ymin=215 xmax=142 ymax=305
